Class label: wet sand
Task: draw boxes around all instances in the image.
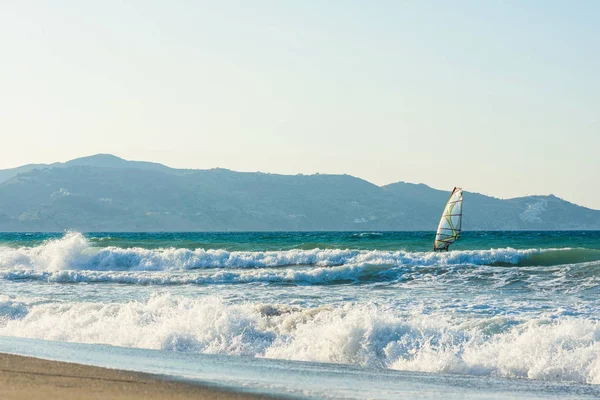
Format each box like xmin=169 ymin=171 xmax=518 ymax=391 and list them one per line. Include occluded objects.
xmin=0 ymin=352 xmax=277 ymax=400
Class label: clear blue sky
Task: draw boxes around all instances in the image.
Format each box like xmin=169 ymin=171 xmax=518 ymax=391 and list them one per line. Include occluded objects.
xmin=1 ymin=1 xmax=599 ymax=208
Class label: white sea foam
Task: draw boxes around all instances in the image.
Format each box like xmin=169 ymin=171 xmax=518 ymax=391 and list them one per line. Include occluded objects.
xmin=0 ymin=232 xmax=546 ymax=273
xmin=0 ymin=295 xmax=29 ymax=321
xmin=1 ymin=294 xmax=599 ymax=384
xmin=0 ymin=263 xmax=394 ymax=285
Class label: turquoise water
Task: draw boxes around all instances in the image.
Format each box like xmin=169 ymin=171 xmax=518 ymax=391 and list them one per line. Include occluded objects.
xmin=2 ymin=230 xmax=599 ymax=251
xmin=1 ymin=231 xmax=600 ymax=398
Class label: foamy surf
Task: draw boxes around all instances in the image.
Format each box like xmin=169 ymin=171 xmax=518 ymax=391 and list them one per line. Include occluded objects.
xmin=1 ymin=261 xmax=599 ymax=293
xmin=1 ymin=231 xmax=599 ymax=392
xmin=0 ymin=232 xmax=593 ymax=273
xmin=1 ymin=294 xmax=600 ymax=385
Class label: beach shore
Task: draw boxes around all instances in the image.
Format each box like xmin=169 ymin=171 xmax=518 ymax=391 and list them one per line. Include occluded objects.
xmin=0 ymin=352 xmax=276 ymax=400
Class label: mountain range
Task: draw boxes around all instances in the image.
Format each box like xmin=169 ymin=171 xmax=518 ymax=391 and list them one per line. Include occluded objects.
xmin=0 ymin=154 xmax=598 ymax=231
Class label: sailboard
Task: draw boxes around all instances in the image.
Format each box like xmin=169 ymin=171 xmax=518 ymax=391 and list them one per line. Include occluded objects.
xmin=433 ymin=187 xmax=463 ymax=252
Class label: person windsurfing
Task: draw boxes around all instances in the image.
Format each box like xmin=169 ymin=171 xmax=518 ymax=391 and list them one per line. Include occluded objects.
xmin=433 ymin=187 xmax=463 ymax=252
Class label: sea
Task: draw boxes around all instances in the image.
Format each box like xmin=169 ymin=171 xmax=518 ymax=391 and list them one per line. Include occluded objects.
xmin=1 ymin=231 xmax=600 ymax=399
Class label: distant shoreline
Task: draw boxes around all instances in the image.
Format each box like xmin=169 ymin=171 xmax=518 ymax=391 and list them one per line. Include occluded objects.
xmin=0 ymin=352 xmax=276 ymax=400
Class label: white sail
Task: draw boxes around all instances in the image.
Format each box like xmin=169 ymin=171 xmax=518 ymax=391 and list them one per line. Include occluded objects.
xmin=433 ymin=187 xmax=463 ymax=251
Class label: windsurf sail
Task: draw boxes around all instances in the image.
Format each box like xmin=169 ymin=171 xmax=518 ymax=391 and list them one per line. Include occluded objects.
xmin=433 ymin=187 xmax=463 ymax=251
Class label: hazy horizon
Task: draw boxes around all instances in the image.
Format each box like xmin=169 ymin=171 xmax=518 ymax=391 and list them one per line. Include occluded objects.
xmin=2 ymin=1 xmax=598 ymax=208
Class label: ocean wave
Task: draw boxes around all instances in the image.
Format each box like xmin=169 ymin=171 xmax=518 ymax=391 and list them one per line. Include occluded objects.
xmin=0 ymin=295 xmax=29 ymax=321
xmin=2 ymin=232 xmax=595 ymax=273
xmin=1 ymin=294 xmax=600 ymax=384
xmin=351 ymin=232 xmax=384 ymax=238
xmin=0 ymin=263 xmax=397 ymax=285
xmin=2 ymin=261 xmax=599 ymax=293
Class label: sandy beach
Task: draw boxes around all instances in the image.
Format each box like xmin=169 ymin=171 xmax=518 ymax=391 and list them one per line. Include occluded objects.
xmin=0 ymin=352 xmax=276 ymax=400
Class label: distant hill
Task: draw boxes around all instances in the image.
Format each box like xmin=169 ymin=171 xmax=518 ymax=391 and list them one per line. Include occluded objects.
xmin=0 ymin=163 xmax=59 ymax=184
xmin=0 ymin=154 xmax=172 ymax=184
xmin=0 ymin=154 xmax=598 ymax=231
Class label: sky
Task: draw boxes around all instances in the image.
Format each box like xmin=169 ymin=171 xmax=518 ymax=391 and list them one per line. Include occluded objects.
xmin=1 ymin=1 xmax=599 ymax=209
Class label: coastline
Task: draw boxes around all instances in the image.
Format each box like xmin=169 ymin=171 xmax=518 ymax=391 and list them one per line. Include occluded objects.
xmin=1 ymin=336 xmax=600 ymax=399
xmin=0 ymin=352 xmax=276 ymax=400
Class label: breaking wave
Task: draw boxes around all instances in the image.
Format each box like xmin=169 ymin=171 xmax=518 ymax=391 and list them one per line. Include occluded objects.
xmin=0 ymin=232 xmax=596 ymax=274
xmin=0 ymin=233 xmax=598 ymax=292
xmin=1 ymin=261 xmax=599 ymax=293
xmin=1 ymin=294 xmax=600 ymax=385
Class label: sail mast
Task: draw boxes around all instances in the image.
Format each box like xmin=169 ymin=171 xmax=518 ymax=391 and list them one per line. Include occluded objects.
xmin=433 ymin=187 xmax=463 ymax=252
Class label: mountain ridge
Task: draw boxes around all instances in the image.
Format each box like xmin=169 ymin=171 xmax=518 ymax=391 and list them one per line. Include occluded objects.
xmin=0 ymin=154 xmax=598 ymax=231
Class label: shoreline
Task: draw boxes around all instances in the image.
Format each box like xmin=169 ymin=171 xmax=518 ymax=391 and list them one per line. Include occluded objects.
xmin=0 ymin=352 xmax=278 ymax=400
xmin=1 ymin=337 xmax=600 ymax=400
